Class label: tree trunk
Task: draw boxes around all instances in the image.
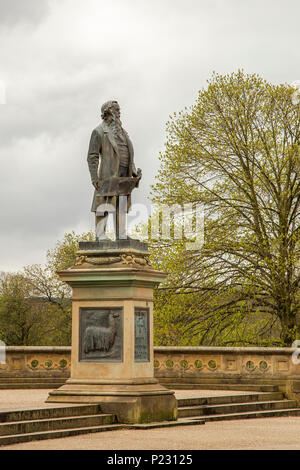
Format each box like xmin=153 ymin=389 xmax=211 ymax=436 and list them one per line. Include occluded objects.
xmin=280 ymin=312 xmax=296 ymax=346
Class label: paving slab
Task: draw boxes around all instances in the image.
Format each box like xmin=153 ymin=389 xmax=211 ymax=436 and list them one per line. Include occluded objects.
xmin=0 ymin=390 xmax=69 ymax=411
xmin=0 ymin=389 xmax=250 ymax=412
xmin=174 ymin=389 xmax=252 ymax=399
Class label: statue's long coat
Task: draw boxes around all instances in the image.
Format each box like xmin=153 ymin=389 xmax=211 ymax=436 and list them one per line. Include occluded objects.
xmin=87 ymin=121 xmax=137 ymax=213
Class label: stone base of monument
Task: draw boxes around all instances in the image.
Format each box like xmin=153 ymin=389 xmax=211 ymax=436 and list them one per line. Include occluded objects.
xmin=46 ymin=240 xmax=177 ymax=424
xmin=47 ymin=381 xmax=177 ymax=424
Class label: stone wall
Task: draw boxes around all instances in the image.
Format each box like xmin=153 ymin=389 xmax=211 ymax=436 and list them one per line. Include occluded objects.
xmin=0 ymin=347 xmax=71 ymax=378
xmin=1 ymin=346 xmax=300 ymax=401
xmin=154 ymin=347 xmax=300 ymax=400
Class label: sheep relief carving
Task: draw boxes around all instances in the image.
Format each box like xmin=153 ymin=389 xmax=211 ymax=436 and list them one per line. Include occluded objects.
xmin=79 ymin=308 xmax=123 ymax=362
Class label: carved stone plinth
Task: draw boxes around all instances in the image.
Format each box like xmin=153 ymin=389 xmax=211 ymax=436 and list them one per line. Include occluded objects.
xmin=46 ymin=240 xmax=177 ymax=424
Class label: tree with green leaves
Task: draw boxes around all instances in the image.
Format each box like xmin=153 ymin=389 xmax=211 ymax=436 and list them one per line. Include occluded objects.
xmin=151 ymin=71 xmax=300 ymax=346
xmin=0 ymin=231 xmax=94 ymax=346
xmin=23 ymin=231 xmax=95 ymax=345
xmin=0 ymin=272 xmax=58 ymax=345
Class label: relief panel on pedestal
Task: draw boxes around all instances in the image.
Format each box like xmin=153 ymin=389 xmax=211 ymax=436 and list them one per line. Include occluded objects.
xmin=134 ymin=308 xmax=150 ymax=362
xmin=79 ymin=307 xmax=123 ymax=362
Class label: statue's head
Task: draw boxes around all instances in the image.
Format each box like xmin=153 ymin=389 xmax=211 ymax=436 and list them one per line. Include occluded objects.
xmin=101 ymin=100 xmax=120 ymax=121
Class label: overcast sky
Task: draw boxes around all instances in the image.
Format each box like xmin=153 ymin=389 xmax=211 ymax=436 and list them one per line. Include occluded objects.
xmin=0 ymin=0 xmax=299 ymax=271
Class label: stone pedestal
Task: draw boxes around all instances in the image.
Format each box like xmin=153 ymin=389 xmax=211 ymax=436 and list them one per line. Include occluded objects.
xmin=46 ymin=240 xmax=177 ymax=424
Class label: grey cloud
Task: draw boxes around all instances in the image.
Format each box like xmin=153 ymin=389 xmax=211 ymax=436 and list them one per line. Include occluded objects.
xmin=0 ymin=0 xmax=49 ymax=28
xmin=0 ymin=0 xmax=299 ymax=272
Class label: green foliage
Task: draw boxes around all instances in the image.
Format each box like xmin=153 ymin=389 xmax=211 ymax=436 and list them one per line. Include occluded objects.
xmin=0 ymin=230 xmax=95 ymax=346
xmin=0 ymin=273 xmax=61 ymax=345
xmin=151 ymin=70 xmax=300 ymax=346
xmin=46 ymin=230 xmax=94 ymax=272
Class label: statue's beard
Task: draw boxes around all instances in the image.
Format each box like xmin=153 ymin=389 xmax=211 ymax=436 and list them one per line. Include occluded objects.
xmin=109 ymin=112 xmax=123 ymax=134
xmin=113 ymin=115 xmax=122 ymax=127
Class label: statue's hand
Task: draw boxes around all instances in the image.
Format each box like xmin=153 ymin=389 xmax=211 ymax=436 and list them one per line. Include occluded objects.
xmin=93 ymin=180 xmax=99 ymax=190
xmin=136 ymin=168 xmax=142 ymax=179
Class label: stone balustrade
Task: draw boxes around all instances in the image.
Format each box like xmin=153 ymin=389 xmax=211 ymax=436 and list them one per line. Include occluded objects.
xmin=1 ymin=346 xmax=300 ymax=401
xmin=154 ymin=346 xmax=300 ymax=398
xmin=0 ymin=347 xmax=71 ymax=378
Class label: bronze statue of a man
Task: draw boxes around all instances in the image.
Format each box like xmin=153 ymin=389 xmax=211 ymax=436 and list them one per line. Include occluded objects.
xmin=87 ymin=101 xmax=141 ymax=240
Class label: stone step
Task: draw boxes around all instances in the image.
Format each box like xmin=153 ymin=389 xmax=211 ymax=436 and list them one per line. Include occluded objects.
xmin=189 ymin=408 xmax=300 ymax=422
xmin=0 ymin=413 xmax=116 ymax=436
xmin=177 ymin=392 xmax=284 ymax=407
xmin=127 ymin=417 xmax=205 ymax=429
xmin=178 ymin=399 xmax=298 ymax=418
xmin=0 ymin=423 xmax=125 ymax=446
xmin=0 ymin=417 xmax=207 ymax=446
xmin=0 ymin=404 xmax=101 ymax=423
xmin=0 ymin=383 xmax=65 ymax=390
xmin=0 ymin=378 xmax=66 ymax=383
xmin=164 ymin=383 xmax=280 ymax=392
xmin=159 ymin=377 xmax=281 ymax=385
